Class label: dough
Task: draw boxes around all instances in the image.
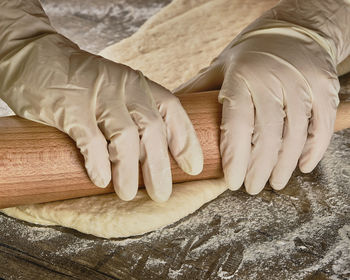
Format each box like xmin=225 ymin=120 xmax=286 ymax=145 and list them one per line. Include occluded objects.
xmin=2 ymin=179 xmax=227 ymax=238
xmin=100 ymin=0 xmax=278 ymax=90
xmin=1 ymin=0 xmax=279 ymax=238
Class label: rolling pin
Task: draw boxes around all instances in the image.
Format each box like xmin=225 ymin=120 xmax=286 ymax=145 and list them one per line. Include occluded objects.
xmin=1 ymin=90 xmax=350 ymax=208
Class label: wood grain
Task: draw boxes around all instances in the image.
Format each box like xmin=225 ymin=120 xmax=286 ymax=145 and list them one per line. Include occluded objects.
xmin=0 ymin=90 xmax=349 ymax=208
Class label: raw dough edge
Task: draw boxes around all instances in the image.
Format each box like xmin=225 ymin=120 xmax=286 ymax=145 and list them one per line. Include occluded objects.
xmin=2 ymin=179 xmax=227 ymax=238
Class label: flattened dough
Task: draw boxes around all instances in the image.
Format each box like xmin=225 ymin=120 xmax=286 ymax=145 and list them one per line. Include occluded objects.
xmin=100 ymin=0 xmax=278 ymax=90
xmin=2 ymin=179 xmax=227 ymax=238
xmin=1 ymin=0 xmax=280 ymax=238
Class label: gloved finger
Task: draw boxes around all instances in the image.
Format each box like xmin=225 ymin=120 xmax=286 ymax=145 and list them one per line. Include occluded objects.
xmin=173 ymin=62 xmax=224 ymax=94
xmin=218 ymin=70 xmax=254 ymax=191
xmin=96 ymin=86 xmax=140 ymax=201
xmin=126 ymin=71 xmax=172 ymax=202
xmin=64 ymin=115 xmax=111 ymax=189
xmin=298 ymin=80 xmax=340 ymax=173
xmin=269 ymin=85 xmax=311 ymax=190
xmin=244 ymin=78 xmax=285 ymax=195
xmin=146 ymin=80 xmax=203 ymax=175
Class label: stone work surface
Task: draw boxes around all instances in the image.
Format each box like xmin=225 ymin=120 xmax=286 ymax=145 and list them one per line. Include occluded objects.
xmin=0 ymin=1 xmax=349 ymax=279
xmin=41 ymin=0 xmax=172 ymax=54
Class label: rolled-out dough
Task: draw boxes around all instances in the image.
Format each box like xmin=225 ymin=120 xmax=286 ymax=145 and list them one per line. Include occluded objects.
xmin=2 ymin=179 xmax=227 ymax=238
xmin=1 ymin=0 xmax=281 ymax=238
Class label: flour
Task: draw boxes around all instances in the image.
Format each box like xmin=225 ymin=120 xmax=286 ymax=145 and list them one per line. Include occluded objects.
xmin=0 ymin=214 xmax=62 ymax=242
xmin=40 ymin=0 xmax=170 ymax=54
xmin=55 ymin=239 xmax=97 ymax=256
xmin=42 ymin=0 xmax=165 ymax=22
xmin=145 ymin=257 xmax=168 ymax=273
xmin=167 ymin=268 xmax=184 ymax=279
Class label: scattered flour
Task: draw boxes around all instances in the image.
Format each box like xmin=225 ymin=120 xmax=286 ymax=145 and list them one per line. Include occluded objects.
xmin=0 ymin=214 xmax=62 ymax=242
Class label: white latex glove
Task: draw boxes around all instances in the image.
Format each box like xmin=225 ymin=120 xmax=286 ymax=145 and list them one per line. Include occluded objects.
xmin=176 ymin=0 xmax=350 ymax=194
xmin=0 ymin=0 xmax=203 ymax=202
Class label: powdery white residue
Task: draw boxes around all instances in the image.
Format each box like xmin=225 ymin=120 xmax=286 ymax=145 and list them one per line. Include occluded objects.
xmin=40 ymin=0 xmax=169 ymax=54
xmin=145 ymin=257 xmax=167 ymax=269
xmin=24 ymin=226 xmax=62 ymax=242
xmin=292 ymin=224 xmax=350 ymax=279
xmin=55 ymin=238 xmax=96 ymax=256
xmin=0 ymin=214 xmax=62 ymax=242
xmin=332 ymin=225 xmax=350 ymax=275
xmin=168 ymin=267 xmax=184 ymax=279
xmin=42 ymin=0 xmax=165 ymax=24
xmin=217 ymin=266 xmax=236 ymax=280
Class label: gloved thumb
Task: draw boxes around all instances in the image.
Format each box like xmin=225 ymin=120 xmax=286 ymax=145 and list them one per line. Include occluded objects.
xmin=173 ymin=62 xmax=224 ymax=95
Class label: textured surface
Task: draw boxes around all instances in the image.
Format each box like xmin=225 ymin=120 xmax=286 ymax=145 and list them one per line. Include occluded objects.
xmin=99 ymin=0 xmax=278 ymax=90
xmin=41 ymin=0 xmax=172 ymax=54
xmin=0 ymin=0 xmax=350 ymax=279
xmin=2 ymin=179 xmax=227 ymax=238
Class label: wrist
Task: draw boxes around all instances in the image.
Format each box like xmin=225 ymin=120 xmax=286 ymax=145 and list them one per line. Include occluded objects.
xmin=0 ymin=0 xmax=56 ymax=59
xmin=270 ymin=0 xmax=350 ymax=64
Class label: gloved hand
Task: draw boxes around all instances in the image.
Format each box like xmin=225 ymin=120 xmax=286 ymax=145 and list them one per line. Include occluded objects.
xmin=0 ymin=0 xmax=203 ymax=202
xmin=175 ymin=0 xmax=350 ymax=194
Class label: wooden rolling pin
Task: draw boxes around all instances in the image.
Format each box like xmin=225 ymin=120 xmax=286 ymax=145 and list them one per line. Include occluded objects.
xmin=1 ymin=90 xmax=350 ymax=208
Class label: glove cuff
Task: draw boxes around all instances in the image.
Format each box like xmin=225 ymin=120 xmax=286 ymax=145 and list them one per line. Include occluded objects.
xmin=268 ymin=0 xmax=350 ymax=64
xmin=0 ymin=0 xmax=56 ymax=59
